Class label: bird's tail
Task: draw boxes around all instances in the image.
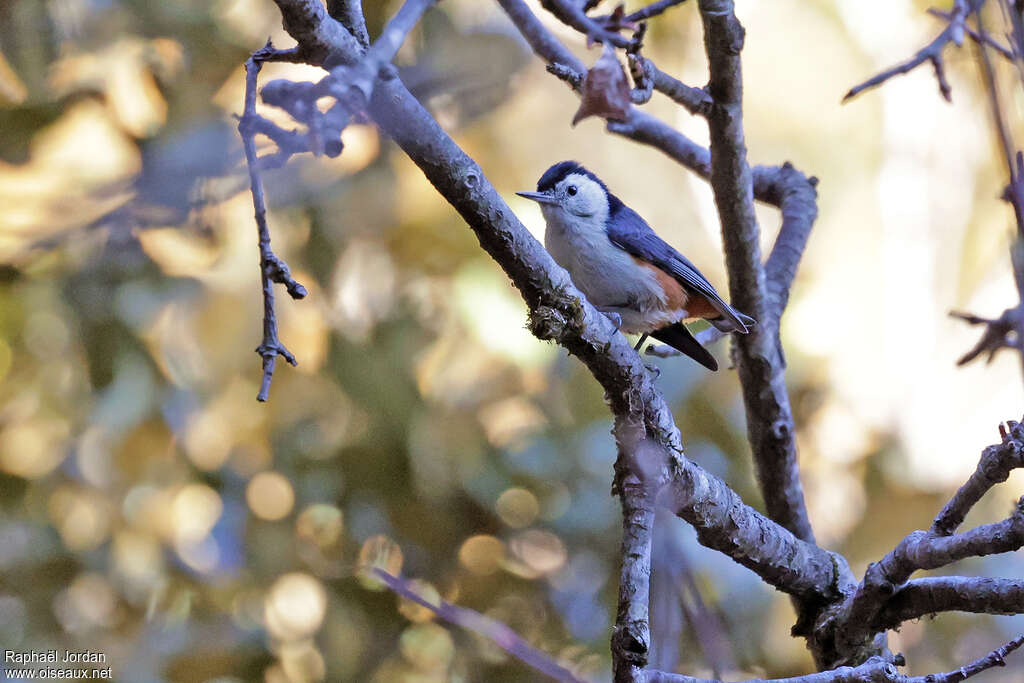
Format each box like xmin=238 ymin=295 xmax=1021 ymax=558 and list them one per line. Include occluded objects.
xmin=709 ymin=308 xmax=756 ymax=334
xmin=651 ymin=323 xmax=718 ymax=371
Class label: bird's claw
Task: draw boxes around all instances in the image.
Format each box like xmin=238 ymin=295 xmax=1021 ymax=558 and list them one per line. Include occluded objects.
xmin=644 ymin=363 xmax=661 ymax=379
xmin=603 ymin=311 xmax=623 ymax=331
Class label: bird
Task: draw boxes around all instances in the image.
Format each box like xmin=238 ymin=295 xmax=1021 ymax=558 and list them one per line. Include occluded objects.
xmin=517 ymin=160 xmax=754 ymax=371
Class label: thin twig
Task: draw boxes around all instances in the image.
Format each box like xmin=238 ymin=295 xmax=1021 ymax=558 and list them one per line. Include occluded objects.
xmin=971 ymin=6 xmax=1024 ymax=385
xmin=540 ymin=0 xmax=634 ymax=47
xmin=373 ymin=569 xmax=587 ymax=683
xmin=843 ymin=0 xmax=976 ymax=103
xmin=238 ymin=41 xmax=309 ymax=402
xmin=928 ymin=7 xmax=1015 ymax=58
xmin=625 ymin=0 xmax=690 ymax=23
xmin=932 ymin=418 xmax=1024 ymax=534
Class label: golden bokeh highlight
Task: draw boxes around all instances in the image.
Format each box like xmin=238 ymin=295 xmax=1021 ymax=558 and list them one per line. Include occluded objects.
xmin=508 ymin=530 xmax=567 ymax=575
xmin=457 ymin=534 xmax=505 ymax=576
xmin=265 ymin=573 xmax=328 ymax=641
xmin=477 ymin=398 xmax=547 ymax=448
xmin=495 ymin=487 xmax=540 ymax=529
xmin=171 ymin=484 xmax=222 ymax=544
xmin=53 ymin=573 xmax=119 ymax=633
xmin=247 ymin=471 xmax=296 ymax=521
xmin=0 ymin=417 xmax=69 ymax=479
xmin=112 ymin=530 xmax=163 ymax=590
xmin=48 ymin=485 xmax=112 ymax=552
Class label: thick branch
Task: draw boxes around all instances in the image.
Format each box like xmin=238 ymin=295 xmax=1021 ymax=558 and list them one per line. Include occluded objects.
xmin=697 ymin=0 xmax=814 ymax=543
xmin=645 ymin=659 xmax=893 ymax=683
xmin=874 ymin=576 xmax=1024 ymax=631
xmin=327 ymin=0 xmax=369 ymax=48
xmin=271 ymin=0 xmax=364 ymax=66
xmin=612 ymin=432 xmax=658 ymax=682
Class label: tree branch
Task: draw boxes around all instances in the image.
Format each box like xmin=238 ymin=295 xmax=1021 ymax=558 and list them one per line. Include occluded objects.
xmin=697 ymin=0 xmax=814 ymax=544
xmin=833 ymin=420 xmax=1024 ymax=660
xmin=612 ymin=432 xmax=659 ymax=682
xmin=238 ymin=42 xmax=309 ymax=402
xmin=539 ymin=0 xmax=634 ymax=48
xmin=927 ymin=7 xmax=1015 ymax=59
xmin=842 ymin=0 xmax=976 ymax=103
xmin=625 ymin=0 xmax=691 ymax=24
xmin=874 ymin=576 xmax=1024 ymax=631
xmin=932 ymin=419 xmax=1024 ymax=535
xmin=327 ymin=0 xmax=370 ymax=49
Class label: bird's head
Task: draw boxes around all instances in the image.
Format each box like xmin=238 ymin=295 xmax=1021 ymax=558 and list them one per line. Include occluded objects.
xmin=517 ymin=161 xmax=610 ymax=221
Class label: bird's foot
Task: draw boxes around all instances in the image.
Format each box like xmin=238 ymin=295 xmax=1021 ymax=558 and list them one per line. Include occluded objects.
xmin=645 ymin=363 xmax=661 ymax=379
xmin=603 ymin=311 xmax=623 ymax=331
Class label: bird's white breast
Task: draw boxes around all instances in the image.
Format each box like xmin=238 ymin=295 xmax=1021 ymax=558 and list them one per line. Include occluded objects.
xmin=541 ymin=206 xmax=670 ymax=330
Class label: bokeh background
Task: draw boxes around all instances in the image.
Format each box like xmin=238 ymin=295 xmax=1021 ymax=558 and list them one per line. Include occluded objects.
xmin=1 ymin=0 xmax=1023 ymax=681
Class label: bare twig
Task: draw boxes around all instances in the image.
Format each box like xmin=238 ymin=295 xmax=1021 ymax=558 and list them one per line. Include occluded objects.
xmin=843 ymin=0 xmax=976 ymax=103
xmin=971 ymin=8 xmax=1024 ymax=384
xmin=927 ymin=7 xmax=1015 ymax=58
xmin=239 ymin=1 xmax=436 ymax=401
xmin=539 ymin=0 xmax=634 ymax=47
xmin=373 ymin=569 xmax=587 ymax=683
xmin=950 ymin=307 xmax=1022 ymax=366
xmin=625 ymin=0 xmax=690 ymax=24
xmin=932 ymin=418 xmax=1024 ymax=534
xmin=974 ymin=6 xmax=1023 ymax=231
xmin=238 ymin=42 xmax=309 ymax=402
xmin=633 ymin=55 xmax=713 ymax=115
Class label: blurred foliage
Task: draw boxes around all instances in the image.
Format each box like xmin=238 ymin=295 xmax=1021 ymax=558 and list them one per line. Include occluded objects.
xmin=1 ymin=0 xmax=1024 ymax=681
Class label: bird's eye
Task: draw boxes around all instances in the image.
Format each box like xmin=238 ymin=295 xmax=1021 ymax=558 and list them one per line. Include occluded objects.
xmin=566 ymin=185 xmax=578 ymax=196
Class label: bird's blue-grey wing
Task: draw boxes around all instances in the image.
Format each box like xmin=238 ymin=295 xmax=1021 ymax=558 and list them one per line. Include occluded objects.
xmin=605 ymin=201 xmax=752 ymax=332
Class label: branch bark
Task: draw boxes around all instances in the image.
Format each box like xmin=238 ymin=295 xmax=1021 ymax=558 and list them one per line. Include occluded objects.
xmin=874 ymin=576 xmax=1024 ymax=631
xmin=696 ymin=0 xmax=814 ymax=544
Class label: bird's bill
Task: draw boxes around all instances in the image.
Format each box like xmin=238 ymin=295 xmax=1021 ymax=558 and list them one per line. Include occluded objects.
xmin=516 ymin=191 xmax=558 ymax=205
